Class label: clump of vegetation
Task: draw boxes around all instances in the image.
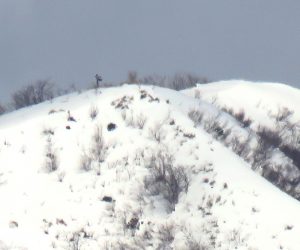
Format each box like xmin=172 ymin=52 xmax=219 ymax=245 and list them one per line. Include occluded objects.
xmin=12 ymin=80 xmax=55 ymax=109
xmin=89 ymin=105 xmax=99 ymax=120
xmin=144 ymin=150 xmax=190 ymax=211
xmin=0 ymin=104 xmax=6 ymax=115
xmin=222 ymin=107 xmax=252 ymax=128
xmin=45 ymin=137 xmax=58 ymax=172
xmin=126 ymin=71 xmax=210 ymax=90
xmin=189 ymin=105 xmax=300 ymax=201
xmin=80 ymin=125 xmax=108 ymax=175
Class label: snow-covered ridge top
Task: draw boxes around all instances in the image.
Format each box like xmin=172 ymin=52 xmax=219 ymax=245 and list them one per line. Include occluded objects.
xmin=183 ymin=80 xmax=300 ymax=126
xmin=184 ymin=80 xmax=300 ymax=112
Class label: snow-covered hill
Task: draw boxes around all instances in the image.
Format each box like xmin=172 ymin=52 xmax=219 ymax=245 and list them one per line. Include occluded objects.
xmin=184 ymin=81 xmax=300 ymax=201
xmin=1 ymin=83 xmax=300 ymax=249
xmin=183 ymin=80 xmax=300 ymax=127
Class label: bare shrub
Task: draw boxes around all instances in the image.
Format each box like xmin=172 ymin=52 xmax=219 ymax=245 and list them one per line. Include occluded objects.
xmin=42 ymin=127 xmax=55 ymax=136
xmin=170 ymin=73 xmax=209 ymax=91
xmin=45 ymin=137 xmax=58 ymax=172
xmin=250 ymin=138 xmax=273 ymax=172
xmin=68 ymin=232 xmax=82 ymax=250
xmin=227 ymin=135 xmax=252 ymax=160
xmin=89 ymin=105 xmax=99 ymax=120
xmin=252 ymin=126 xmax=285 ymax=171
xmin=265 ymin=108 xmax=300 ymax=170
xmin=144 ymin=150 xmax=190 ymax=211
xmin=111 ymin=95 xmax=134 ymax=110
xmin=222 ymin=108 xmax=252 ymax=128
xmin=188 ymin=109 xmax=204 ymax=126
xmin=140 ymin=74 xmax=167 ymax=87
xmin=202 ymin=118 xmax=232 ymax=142
xmin=91 ymin=126 xmax=107 ymax=163
xmin=149 ymin=123 xmax=165 ymax=143
xmin=226 ymin=229 xmax=248 ymax=249
xmin=157 ymin=223 xmax=175 ymax=249
xmin=183 ymin=230 xmax=208 ymax=250
xmin=281 ymin=145 xmax=300 ymax=170
xmin=57 ymin=171 xmax=66 ymax=182
xmin=0 ymin=104 xmax=5 ymax=115
xmin=256 ymin=126 xmax=282 ymax=148
xmin=189 ymin=108 xmax=232 ymax=142
xmin=68 ymin=228 xmax=93 ymax=250
xmin=271 ymin=107 xmax=294 ymax=122
xmin=123 ymin=110 xmax=147 ymax=129
xmin=190 ymin=106 xmax=300 ymax=202
xmin=129 ymin=71 xmax=209 ymax=90
xmin=12 ymin=79 xmax=54 ymax=109
xmin=135 ymin=113 xmax=147 ymax=129
xmin=249 ymin=124 xmax=300 ymax=199
xmin=80 ymin=125 xmax=108 ymax=174
xmin=80 ymin=151 xmax=93 ymax=172
xmin=127 ymin=71 xmax=139 ymax=84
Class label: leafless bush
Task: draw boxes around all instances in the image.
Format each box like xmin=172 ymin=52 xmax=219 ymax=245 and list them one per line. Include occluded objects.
xmin=12 ymin=79 xmax=54 ymax=109
xmin=68 ymin=232 xmax=82 ymax=250
xmin=45 ymin=137 xmax=58 ymax=172
xmin=183 ymin=230 xmax=208 ymax=250
xmin=127 ymin=71 xmax=139 ymax=84
xmin=127 ymin=71 xmax=210 ymax=90
xmin=91 ymin=125 xmax=107 ymax=162
xmin=222 ymin=108 xmax=252 ymax=128
xmin=188 ymin=109 xmax=204 ymax=126
xmin=203 ymin=118 xmax=232 ymax=142
xmin=271 ymin=107 xmax=294 ymax=122
xmin=114 ymin=241 xmax=132 ymax=250
xmin=89 ymin=105 xmax=99 ymax=120
xmin=226 ymin=229 xmax=248 ymax=249
xmin=124 ymin=111 xmax=147 ymax=129
xmin=149 ymin=123 xmax=165 ymax=143
xmin=265 ymin=108 xmax=300 ymax=170
xmin=144 ymin=150 xmax=190 ymax=211
xmin=227 ymin=135 xmax=252 ymax=160
xmin=189 ymin=108 xmax=233 ymax=143
xmin=256 ymin=126 xmax=282 ymax=148
xmin=42 ymin=127 xmax=55 ymax=136
xmin=57 ymin=171 xmax=66 ymax=182
xmin=141 ymin=74 xmax=168 ymax=87
xmin=0 ymin=104 xmax=5 ymax=115
xmin=80 ymin=125 xmax=108 ymax=174
xmin=190 ymin=106 xmax=300 ymax=202
xmin=157 ymin=223 xmax=175 ymax=249
xmin=170 ymin=73 xmax=209 ymax=90
xmin=111 ymin=95 xmax=134 ymax=110
xmin=281 ymin=145 xmax=300 ymax=170
xmin=68 ymin=228 xmax=93 ymax=250
xmin=80 ymin=151 xmax=93 ymax=172
xmin=250 ymin=136 xmax=274 ymax=172
xmin=135 ymin=114 xmax=147 ymax=129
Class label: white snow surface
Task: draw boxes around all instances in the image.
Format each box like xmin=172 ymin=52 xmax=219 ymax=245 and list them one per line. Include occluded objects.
xmin=0 ymin=83 xmax=300 ymax=249
xmin=183 ymin=80 xmax=300 ymax=127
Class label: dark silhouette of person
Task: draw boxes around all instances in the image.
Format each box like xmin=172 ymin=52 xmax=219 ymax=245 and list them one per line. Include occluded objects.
xmin=95 ymin=74 xmax=102 ymax=88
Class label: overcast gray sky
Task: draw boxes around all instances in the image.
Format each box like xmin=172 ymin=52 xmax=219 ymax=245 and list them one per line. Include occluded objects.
xmin=1 ymin=0 xmax=300 ymax=102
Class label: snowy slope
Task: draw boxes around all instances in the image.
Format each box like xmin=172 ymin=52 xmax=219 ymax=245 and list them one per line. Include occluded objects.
xmin=183 ymin=80 xmax=300 ymax=127
xmin=0 ymin=84 xmax=300 ymax=249
xmin=183 ymin=81 xmax=300 ymax=198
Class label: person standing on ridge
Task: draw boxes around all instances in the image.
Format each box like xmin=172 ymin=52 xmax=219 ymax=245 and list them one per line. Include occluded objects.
xmin=95 ymin=74 xmax=102 ymax=88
